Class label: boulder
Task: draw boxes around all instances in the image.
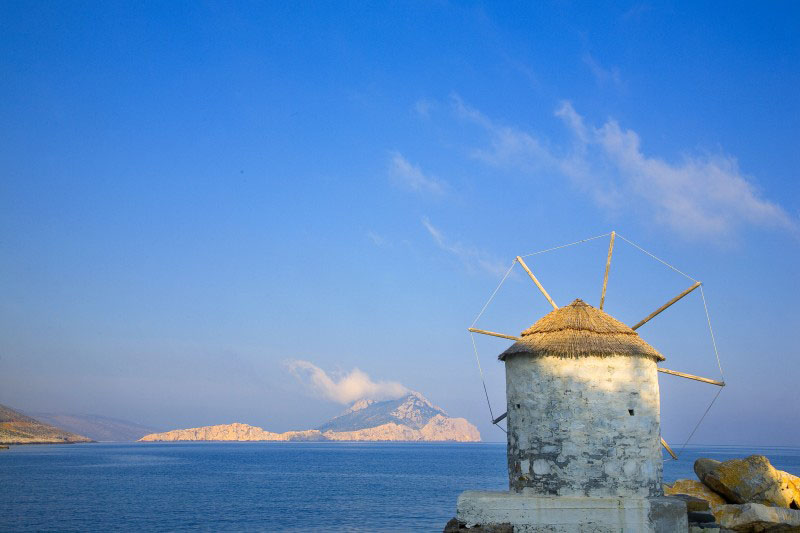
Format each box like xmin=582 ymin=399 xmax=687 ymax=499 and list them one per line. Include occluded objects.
xmin=676 ymin=494 xmax=712 ymax=512
xmin=694 ymin=456 xmax=800 ymax=509
xmin=666 ymin=478 xmax=728 ymax=507
xmin=715 ymin=503 xmax=800 ymax=532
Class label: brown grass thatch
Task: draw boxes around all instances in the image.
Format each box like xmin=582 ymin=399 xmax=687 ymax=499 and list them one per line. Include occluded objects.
xmin=499 ymin=299 xmax=664 ymax=361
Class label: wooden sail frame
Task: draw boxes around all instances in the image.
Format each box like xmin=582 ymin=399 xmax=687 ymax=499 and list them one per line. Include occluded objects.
xmin=661 ymin=437 xmax=678 ymax=460
xmin=631 ymin=281 xmax=702 ymax=331
xmin=599 ymin=231 xmax=615 ymax=310
xmin=468 ymin=328 xmax=521 ymax=342
xmin=657 ymin=367 xmax=725 ymax=387
xmin=516 ymin=256 xmax=558 ymax=310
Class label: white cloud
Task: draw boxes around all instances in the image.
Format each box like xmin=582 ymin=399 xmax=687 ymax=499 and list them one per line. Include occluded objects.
xmin=452 ymin=96 xmax=793 ymax=238
xmin=389 ymin=152 xmax=447 ymax=195
xmin=582 ymin=53 xmax=624 ymax=88
xmin=422 ymin=217 xmax=508 ymax=276
xmin=285 ymin=360 xmax=409 ymax=405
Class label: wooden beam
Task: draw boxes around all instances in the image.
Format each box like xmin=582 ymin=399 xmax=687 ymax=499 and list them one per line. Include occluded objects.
xmin=631 ymin=281 xmax=702 ymax=331
xmin=516 ymin=256 xmax=558 ymax=310
xmin=600 ymin=231 xmax=616 ymax=310
xmin=492 ymin=412 xmax=507 ymax=424
xmin=661 ymin=437 xmax=678 ymax=460
xmin=657 ymin=367 xmax=725 ymax=387
xmin=468 ymin=327 xmax=522 ymax=342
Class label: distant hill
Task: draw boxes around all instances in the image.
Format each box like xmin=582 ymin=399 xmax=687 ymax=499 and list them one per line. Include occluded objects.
xmin=318 ymin=392 xmax=450 ymax=432
xmin=0 ymin=404 xmax=92 ymax=444
xmin=139 ymin=392 xmax=481 ymax=442
xmin=30 ymin=413 xmax=159 ymax=442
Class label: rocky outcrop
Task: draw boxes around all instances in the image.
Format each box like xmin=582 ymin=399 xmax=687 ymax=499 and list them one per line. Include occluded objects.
xmin=141 ymin=415 xmax=480 ymax=443
xmin=139 ymin=392 xmax=481 ymax=442
xmin=714 ymin=503 xmax=800 ymax=532
xmin=139 ymin=423 xmax=325 ymax=442
xmin=0 ymin=404 xmax=92 ymax=444
xmin=695 ymin=456 xmax=800 ymax=509
xmin=664 ymin=479 xmax=727 ymax=507
xmin=321 ymin=415 xmax=480 ymax=442
xmin=662 ymin=455 xmax=800 ymax=532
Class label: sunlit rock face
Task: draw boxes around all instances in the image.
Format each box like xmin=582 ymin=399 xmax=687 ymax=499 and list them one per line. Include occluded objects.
xmin=318 ymin=392 xmax=446 ymax=432
xmin=138 ymin=392 xmax=481 ymax=442
xmin=323 ymin=414 xmax=480 ymax=442
xmin=505 ymin=354 xmax=662 ymax=497
xmin=138 ymin=423 xmax=325 ymax=442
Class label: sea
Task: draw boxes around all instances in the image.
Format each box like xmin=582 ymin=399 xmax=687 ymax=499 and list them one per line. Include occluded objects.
xmin=1 ymin=443 xmax=798 ymax=532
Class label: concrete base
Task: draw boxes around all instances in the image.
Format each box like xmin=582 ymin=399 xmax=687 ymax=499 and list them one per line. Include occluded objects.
xmin=457 ymin=491 xmax=688 ymax=533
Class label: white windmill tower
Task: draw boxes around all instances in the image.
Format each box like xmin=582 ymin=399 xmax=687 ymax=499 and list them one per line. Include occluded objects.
xmin=454 ymin=231 xmax=725 ymax=533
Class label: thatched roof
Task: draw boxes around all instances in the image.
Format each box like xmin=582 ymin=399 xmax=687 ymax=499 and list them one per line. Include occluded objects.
xmin=499 ymin=299 xmax=665 ymax=361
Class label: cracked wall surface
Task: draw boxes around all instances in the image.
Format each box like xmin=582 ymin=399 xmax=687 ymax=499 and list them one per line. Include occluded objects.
xmin=505 ymin=354 xmax=663 ymax=497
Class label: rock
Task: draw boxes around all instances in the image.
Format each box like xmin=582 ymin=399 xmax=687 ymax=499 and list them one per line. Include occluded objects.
xmin=715 ymin=503 xmax=800 ymax=532
xmin=666 ymin=478 xmax=728 ymax=507
xmin=673 ymin=493 xmax=713 ymax=512
xmin=443 ymin=517 xmax=512 ymax=533
xmin=694 ymin=455 xmax=800 ymax=509
xmin=689 ymin=510 xmax=717 ymax=523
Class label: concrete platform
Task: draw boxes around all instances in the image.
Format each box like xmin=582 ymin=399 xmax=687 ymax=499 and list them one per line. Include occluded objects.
xmin=456 ymin=491 xmax=688 ymax=533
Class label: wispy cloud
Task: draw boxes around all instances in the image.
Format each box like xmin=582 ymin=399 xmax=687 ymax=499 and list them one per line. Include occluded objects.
xmin=421 ymin=217 xmax=508 ymax=276
xmin=451 ymin=96 xmax=793 ymax=238
xmin=366 ymin=230 xmax=386 ymax=247
xmin=286 ymin=360 xmax=409 ymax=404
xmin=582 ymin=53 xmax=624 ymax=88
xmin=414 ymin=98 xmax=435 ymax=118
xmin=389 ymin=152 xmax=447 ymax=195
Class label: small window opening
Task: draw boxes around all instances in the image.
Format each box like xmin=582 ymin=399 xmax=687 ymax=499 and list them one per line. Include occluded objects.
xmin=516 ymin=404 xmax=521 ymax=409
xmin=628 ymin=409 xmax=635 ymax=416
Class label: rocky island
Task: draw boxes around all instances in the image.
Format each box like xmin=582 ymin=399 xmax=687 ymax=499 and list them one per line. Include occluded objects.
xmin=139 ymin=392 xmax=480 ymax=442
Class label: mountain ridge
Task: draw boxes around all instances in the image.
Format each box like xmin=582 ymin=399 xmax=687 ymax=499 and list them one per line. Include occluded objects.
xmin=138 ymin=392 xmax=480 ymax=442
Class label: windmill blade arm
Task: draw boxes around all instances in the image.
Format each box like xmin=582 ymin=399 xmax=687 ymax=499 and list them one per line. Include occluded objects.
xmin=468 ymin=328 xmax=522 ymax=342
xmin=657 ymin=367 xmax=725 ymax=387
xmin=661 ymin=437 xmax=678 ymax=460
xmin=631 ymin=281 xmax=702 ymax=330
xmin=492 ymin=412 xmax=507 ymax=424
xmin=516 ymin=256 xmax=558 ymax=310
xmin=600 ymin=231 xmax=616 ymax=310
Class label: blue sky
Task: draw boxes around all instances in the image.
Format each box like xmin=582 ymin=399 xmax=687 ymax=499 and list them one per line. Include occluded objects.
xmin=1 ymin=2 xmax=798 ymax=446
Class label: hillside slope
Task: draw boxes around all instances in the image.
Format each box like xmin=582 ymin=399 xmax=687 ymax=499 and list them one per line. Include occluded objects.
xmin=31 ymin=413 xmax=159 ymax=442
xmin=0 ymin=404 xmax=92 ymax=444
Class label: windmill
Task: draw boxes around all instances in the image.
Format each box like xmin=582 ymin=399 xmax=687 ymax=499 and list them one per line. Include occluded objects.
xmin=467 ymin=231 xmax=725 ymax=463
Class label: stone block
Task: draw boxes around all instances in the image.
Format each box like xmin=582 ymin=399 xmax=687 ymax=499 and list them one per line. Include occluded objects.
xmin=456 ymin=491 xmax=687 ymax=532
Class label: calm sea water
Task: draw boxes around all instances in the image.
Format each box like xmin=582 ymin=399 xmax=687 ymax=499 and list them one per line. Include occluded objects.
xmin=1 ymin=442 xmax=798 ymax=532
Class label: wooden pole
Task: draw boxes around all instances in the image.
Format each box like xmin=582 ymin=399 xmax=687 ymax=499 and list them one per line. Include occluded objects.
xmin=631 ymin=281 xmax=702 ymax=331
xmin=492 ymin=412 xmax=507 ymax=424
xmin=600 ymin=231 xmax=615 ymax=310
xmin=657 ymin=367 xmax=725 ymax=387
xmin=661 ymin=437 xmax=678 ymax=460
xmin=468 ymin=327 xmax=522 ymax=342
xmin=516 ymin=256 xmax=558 ymax=310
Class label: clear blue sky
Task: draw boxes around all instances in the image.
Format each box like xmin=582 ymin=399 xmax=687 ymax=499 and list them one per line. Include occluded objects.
xmin=1 ymin=2 xmax=798 ymax=445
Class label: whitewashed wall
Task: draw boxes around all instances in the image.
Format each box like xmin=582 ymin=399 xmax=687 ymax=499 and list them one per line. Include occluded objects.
xmin=505 ymin=354 xmax=663 ymax=497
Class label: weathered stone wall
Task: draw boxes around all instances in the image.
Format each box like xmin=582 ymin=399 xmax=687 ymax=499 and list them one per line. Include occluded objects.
xmin=505 ymin=354 xmax=662 ymax=497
